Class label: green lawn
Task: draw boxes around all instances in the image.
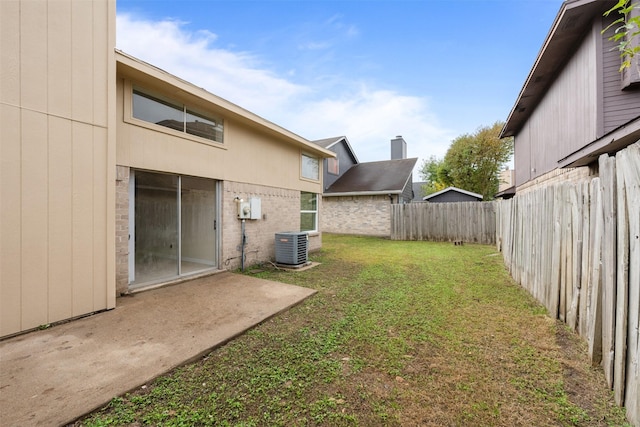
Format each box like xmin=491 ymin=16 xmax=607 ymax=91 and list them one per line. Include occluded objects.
xmin=78 ymin=234 xmax=628 ymax=426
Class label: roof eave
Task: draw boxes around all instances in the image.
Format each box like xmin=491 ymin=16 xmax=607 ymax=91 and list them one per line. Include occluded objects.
xmin=115 ymin=50 xmax=335 ymax=159
xmin=423 ymin=186 xmax=483 ymax=200
xmin=501 ymin=0 xmax=612 ymax=138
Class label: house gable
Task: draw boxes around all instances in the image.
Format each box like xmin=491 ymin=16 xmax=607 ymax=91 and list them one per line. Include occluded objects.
xmin=423 ymin=187 xmax=483 ymax=203
xmin=313 ymin=136 xmax=359 ymax=190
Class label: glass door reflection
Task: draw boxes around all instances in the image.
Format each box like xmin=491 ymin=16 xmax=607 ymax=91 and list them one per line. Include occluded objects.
xmin=133 ymin=172 xmax=179 ymax=285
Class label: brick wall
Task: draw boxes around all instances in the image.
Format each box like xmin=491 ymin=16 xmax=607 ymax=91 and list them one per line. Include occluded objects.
xmin=516 ymin=166 xmax=593 ymax=194
xmin=221 ymin=181 xmax=321 ymax=270
xmin=321 ymin=195 xmax=391 ymax=237
xmin=115 ymin=166 xmax=130 ymax=295
xmin=114 ymin=173 xmax=319 ymax=290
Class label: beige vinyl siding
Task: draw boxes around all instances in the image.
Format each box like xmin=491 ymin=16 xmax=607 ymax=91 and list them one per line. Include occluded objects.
xmin=0 ymin=0 xmax=116 ymax=337
xmin=48 ymin=116 xmax=74 ymax=321
xmin=21 ymin=110 xmax=49 ymax=328
xmin=514 ymin=26 xmax=597 ymax=187
xmin=1 ymin=104 xmax=22 ymax=334
xmin=19 ymin=0 xmax=47 ymax=112
xmin=47 ymin=0 xmax=73 ymax=117
xmin=1 ymin=1 xmax=20 ymax=104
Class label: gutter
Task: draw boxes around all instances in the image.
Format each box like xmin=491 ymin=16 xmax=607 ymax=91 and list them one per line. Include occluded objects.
xmin=323 ymin=190 xmax=403 ymax=197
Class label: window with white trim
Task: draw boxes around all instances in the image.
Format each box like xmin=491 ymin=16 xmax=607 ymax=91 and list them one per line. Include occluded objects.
xmin=301 ymin=153 xmax=319 ymax=180
xmin=300 ymin=192 xmax=317 ymax=232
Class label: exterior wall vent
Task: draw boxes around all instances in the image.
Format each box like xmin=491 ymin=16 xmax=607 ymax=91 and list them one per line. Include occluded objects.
xmin=275 ymin=232 xmax=309 ymax=266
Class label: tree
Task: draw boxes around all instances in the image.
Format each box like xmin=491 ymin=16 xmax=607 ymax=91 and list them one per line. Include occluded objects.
xmin=442 ymin=122 xmax=513 ymax=200
xmin=418 ymin=156 xmax=451 ymax=196
xmin=604 ymin=0 xmax=640 ymax=75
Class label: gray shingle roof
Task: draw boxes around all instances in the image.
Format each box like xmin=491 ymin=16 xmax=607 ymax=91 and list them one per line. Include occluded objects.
xmin=325 ymin=158 xmax=417 ymax=195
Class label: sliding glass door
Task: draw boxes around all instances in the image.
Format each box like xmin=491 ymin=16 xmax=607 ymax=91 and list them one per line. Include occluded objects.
xmin=130 ymin=170 xmax=217 ymax=287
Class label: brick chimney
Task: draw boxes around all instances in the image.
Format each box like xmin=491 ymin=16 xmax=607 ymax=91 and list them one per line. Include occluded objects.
xmin=391 ymin=135 xmax=407 ymax=160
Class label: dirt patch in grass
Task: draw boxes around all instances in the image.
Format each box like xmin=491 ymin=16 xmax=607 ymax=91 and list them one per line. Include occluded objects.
xmin=555 ymin=323 xmax=627 ymax=426
xmin=76 ymin=235 xmax=630 ymax=427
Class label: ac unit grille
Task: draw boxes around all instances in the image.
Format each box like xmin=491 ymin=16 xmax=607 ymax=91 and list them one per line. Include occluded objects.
xmin=275 ymin=232 xmax=308 ymax=266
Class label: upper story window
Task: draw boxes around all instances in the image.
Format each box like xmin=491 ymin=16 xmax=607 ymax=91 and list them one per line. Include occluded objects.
xmin=132 ymin=86 xmax=224 ymax=143
xmin=301 ymin=153 xmax=319 ymax=181
xmin=328 ymin=157 xmax=339 ymax=175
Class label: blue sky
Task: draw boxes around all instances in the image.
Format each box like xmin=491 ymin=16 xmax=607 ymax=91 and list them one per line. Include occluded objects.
xmin=116 ymin=0 xmax=563 ymax=173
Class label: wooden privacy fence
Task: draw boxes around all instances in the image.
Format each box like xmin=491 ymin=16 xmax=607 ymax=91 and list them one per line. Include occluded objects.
xmin=496 ymin=142 xmax=639 ymax=426
xmin=390 ymin=201 xmax=496 ymax=244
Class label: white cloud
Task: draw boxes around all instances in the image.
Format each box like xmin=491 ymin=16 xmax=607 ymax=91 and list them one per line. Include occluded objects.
xmin=117 ymin=13 xmax=308 ymax=114
xmin=292 ymin=86 xmax=454 ymax=165
xmin=116 ymin=13 xmax=454 ymax=176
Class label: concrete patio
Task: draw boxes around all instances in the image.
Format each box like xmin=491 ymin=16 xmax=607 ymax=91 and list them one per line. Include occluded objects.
xmin=0 ymin=272 xmax=316 ymax=426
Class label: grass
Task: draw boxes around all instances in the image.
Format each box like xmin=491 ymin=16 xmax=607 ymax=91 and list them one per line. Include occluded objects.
xmin=77 ymin=234 xmax=629 ymax=426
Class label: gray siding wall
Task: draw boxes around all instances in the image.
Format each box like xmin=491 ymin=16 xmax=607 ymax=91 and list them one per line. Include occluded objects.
xmin=400 ymin=175 xmax=413 ymax=203
xmin=601 ymin=15 xmax=640 ymax=134
xmin=515 ymin=122 xmax=533 ymax=187
xmin=324 ymin=140 xmax=357 ymax=190
xmin=514 ymin=24 xmax=597 ymax=187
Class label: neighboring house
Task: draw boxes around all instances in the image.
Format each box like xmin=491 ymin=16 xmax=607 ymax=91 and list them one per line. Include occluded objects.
xmin=423 ymin=187 xmax=483 ymax=203
xmin=494 ymin=168 xmax=516 ymax=200
xmin=0 ymin=1 xmax=334 ymax=338
xmin=412 ymin=182 xmax=428 ymax=202
xmin=501 ymin=0 xmax=640 ymax=192
xmin=318 ymin=136 xmax=417 ymax=236
xmin=498 ymin=168 xmax=515 ymax=192
xmin=313 ymin=136 xmax=359 ymax=190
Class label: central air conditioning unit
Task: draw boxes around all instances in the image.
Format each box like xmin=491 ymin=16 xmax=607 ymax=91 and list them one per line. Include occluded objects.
xmin=275 ymin=232 xmax=309 ymax=266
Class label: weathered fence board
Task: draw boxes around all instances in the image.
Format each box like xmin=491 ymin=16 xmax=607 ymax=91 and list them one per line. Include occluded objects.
xmin=390 ymin=202 xmax=496 ymax=244
xmin=615 ymin=148 xmax=630 ymax=406
xmin=587 ymin=178 xmax=603 ymax=365
xmin=550 ymin=185 xmax=563 ymax=317
xmin=619 ymin=144 xmax=639 ymax=427
xmin=600 ymin=155 xmax=618 ymax=388
xmin=579 ymin=180 xmax=591 ymax=339
xmin=495 ymin=141 xmax=640 ymax=427
xmin=567 ymin=184 xmax=581 ymax=330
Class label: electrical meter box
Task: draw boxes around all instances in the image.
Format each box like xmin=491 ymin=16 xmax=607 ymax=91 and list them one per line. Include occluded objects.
xmin=237 ymin=197 xmax=261 ymax=220
xmin=249 ymin=197 xmax=261 ymax=220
